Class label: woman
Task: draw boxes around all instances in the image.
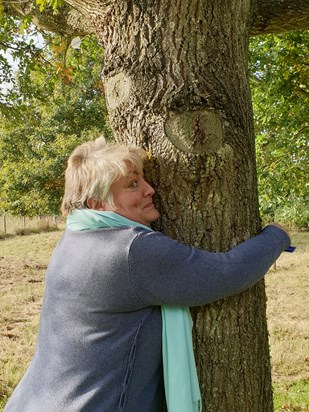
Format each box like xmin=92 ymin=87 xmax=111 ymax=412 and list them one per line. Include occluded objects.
xmin=5 ymin=137 xmax=291 ymax=412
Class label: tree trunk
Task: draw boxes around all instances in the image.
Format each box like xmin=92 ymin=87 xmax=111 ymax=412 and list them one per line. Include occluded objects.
xmin=86 ymin=0 xmax=273 ymax=410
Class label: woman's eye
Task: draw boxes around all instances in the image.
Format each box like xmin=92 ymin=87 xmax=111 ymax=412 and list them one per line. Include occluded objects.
xmin=129 ymin=180 xmax=138 ymax=189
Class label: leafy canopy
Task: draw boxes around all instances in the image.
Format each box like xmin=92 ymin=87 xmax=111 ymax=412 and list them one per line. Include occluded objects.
xmin=36 ymin=0 xmax=65 ymax=13
xmin=249 ymin=31 xmax=308 ymax=227
xmin=0 ymin=16 xmax=111 ymax=216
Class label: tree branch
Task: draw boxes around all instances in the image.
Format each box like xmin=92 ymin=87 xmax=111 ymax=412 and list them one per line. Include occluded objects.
xmin=251 ymin=0 xmax=309 ymax=35
xmin=4 ymin=0 xmax=309 ymax=40
xmin=3 ymin=0 xmax=95 ymax=36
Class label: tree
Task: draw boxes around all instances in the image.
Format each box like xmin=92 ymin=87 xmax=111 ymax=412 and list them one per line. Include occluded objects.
xmin=3 ymin=1 xmax=309 ymax=410
xmin=249 ymin=31 xmax=309 ymax=227
xmin=0 ymin=21 xmax=111 ymax=216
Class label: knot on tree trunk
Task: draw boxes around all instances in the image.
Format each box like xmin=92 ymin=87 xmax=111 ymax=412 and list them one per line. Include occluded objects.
xmin=164 ymin=109 xmax=224 ymax=154
xmin=105 ymin=72 xmax=131 ymax=110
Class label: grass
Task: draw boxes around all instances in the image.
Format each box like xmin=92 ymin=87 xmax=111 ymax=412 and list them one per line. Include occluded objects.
xmin=265 ymin=231 xmax=309 ymax=412
xmin=0 ymin=230 xmax=63 ymax=410
xmin=273 ymin=379 xmax=309 ymax=411
xmin=0 ymin=229 xmax=308 ymax=411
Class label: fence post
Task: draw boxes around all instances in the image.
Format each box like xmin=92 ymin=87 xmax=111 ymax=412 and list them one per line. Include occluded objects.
xmin=3 ymin=214 xmax=7 ymax=234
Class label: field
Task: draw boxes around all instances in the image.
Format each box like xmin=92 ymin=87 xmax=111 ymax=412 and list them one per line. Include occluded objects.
xmin=0 ymin=229 xmax=308 ymax=411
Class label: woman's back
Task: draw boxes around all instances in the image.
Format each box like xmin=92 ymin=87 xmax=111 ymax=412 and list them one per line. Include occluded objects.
xmin=4 ymin=228 xmax=164 ymax=412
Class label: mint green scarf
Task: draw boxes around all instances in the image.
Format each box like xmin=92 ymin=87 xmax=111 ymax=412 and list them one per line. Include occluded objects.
xmin=67 ymin=209 xmax=202 ymax=412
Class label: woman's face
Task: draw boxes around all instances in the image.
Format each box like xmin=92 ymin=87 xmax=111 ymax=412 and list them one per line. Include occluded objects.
xmin=104 ymin=169 xmax=160 ymax=226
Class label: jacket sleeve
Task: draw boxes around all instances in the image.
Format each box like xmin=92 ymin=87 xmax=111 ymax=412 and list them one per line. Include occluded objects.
xmin=128 ymin=225 xmax=290 ymax=307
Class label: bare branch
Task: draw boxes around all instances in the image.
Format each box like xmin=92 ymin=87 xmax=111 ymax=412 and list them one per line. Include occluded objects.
xmin=251 ymin=0 xmax=309 ymax=35
xmin=4 ymin=0 xmax=309 ymax=42
xmin=3 ymin=0 xmax=95 ymax=36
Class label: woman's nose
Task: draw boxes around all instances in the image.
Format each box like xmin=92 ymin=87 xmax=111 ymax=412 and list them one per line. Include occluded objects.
xmin=143 ymin=179 xmax=155 ymax=196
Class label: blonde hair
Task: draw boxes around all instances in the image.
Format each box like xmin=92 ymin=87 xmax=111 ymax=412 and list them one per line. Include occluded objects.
xmin=61 ymin=137 xmax=147 ymax=216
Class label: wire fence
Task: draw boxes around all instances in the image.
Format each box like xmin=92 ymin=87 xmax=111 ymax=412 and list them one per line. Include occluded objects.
xmin=0 ymin=215 xmax=65 ymax=235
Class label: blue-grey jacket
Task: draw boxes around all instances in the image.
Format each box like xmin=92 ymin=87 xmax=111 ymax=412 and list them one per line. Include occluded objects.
xmin=4 ymin=225 xmax=290 ymax=412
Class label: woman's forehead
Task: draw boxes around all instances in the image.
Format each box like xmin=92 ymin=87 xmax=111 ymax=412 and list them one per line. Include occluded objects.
xmin=124 ymin=161 xmax=143 ymax=176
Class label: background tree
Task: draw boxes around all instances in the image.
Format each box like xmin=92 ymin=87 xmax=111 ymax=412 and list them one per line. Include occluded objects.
xmin=2 ymin=1 xmax=309 ymax=411
xmin=0 ymin=18 xmax=111 ymax=216
xmin=249 ymin=31 xmax=309 ymax=227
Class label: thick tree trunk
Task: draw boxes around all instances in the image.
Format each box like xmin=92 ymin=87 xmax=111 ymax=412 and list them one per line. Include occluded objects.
xmin=86 ymin=1 xmax=273 ymax=410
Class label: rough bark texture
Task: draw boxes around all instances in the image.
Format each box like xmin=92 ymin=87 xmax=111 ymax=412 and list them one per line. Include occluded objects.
xmin=81 ymin=1 xmax=271 ymax=410
xmin=3 ymin=1 xmax=94 ymax=35
xmin=5 ymin=0 xmax=309 ymax=36
xmin=4 ymin=0 xmax=309 ymax=411
xmin=251 ymin=0 xmax=309 ymax=35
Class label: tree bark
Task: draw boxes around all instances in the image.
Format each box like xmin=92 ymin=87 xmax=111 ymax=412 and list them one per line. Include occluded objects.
xmin=87 ymin=1 xmax=271 ymax=410
xmin=4 ymin=0 xmax=309 ymax=36
xmin=3 ymin=1 xmax=94 ymax=35
xmin=251 ymin=0 xmax=309 ymax=35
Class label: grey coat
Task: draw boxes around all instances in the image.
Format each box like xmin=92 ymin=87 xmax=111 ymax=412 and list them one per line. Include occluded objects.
xmin=4 ymin=225 xmax=290 ymax=412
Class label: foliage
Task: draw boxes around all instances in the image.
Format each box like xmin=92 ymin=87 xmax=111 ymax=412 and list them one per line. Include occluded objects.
xmin=36 ymin=0 xmax=65 ymax=13
xmin=249 ymin=31 xmax=309 ymax=227
xmin=0 ymin=15 xmax=44 ymax=107
xmin=0 ymin=16 xmax=111 ymax=216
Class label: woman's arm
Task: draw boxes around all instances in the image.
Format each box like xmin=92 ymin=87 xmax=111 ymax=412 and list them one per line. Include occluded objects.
xmin=128 ymin=225 xmax=290 ymax=307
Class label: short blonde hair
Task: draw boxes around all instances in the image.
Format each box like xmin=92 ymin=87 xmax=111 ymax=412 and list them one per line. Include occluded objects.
xmin=61 ymin=137 xmax=147 ymax=216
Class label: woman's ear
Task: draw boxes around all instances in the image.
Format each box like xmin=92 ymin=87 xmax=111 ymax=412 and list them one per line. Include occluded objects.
xmin=86 ymin=198 xmax=106 ymax=211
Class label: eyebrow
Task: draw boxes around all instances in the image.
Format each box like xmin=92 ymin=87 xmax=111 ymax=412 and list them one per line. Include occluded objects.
xmin=127 ymin=170 xmax=143 ymax=177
